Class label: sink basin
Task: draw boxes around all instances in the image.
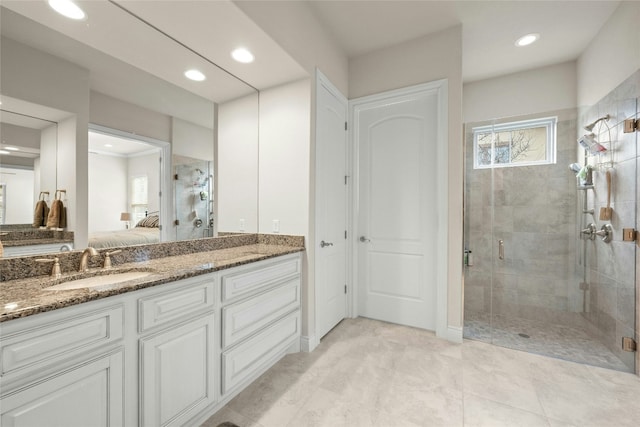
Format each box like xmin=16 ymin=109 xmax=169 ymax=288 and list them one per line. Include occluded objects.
xmin=44 ymin=271 xmax=153 ymax=291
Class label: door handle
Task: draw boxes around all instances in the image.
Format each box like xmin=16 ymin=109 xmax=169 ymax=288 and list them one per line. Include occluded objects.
xmin=498 ymin=240 xmax=504 ymax=260
xmin=359 ymin=236 xmax=370 ymax=243
xmin=320 ymin=240 xmax=334 ymax=248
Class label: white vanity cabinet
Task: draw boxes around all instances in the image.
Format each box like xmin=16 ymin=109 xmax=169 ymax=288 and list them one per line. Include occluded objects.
xmin=0 ymin=251 xmax=303 ymax=427
xmin=137 ymin=276 xmax=216 ymax=427
xmin=0 ymin=303 xmax=126 ymax=426
xmin=220 ymin=253 xmax=302 ymax=397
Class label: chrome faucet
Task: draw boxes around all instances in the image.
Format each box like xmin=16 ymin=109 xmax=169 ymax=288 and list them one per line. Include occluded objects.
xmin=78 ymin=247 xmax=99 ymax=272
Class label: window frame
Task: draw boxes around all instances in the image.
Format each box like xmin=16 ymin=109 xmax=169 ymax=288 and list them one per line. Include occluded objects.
xmin=472 ymin=116 xmax=557 ymax=169
xmin=130 ymin=174 xmax=148 ymax=224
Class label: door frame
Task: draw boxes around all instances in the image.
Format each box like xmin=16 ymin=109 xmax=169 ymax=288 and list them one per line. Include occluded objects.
xmin=88 ymin=124 xmax=171 ymax=243
xmin=312 ymin=69 xmax=351 ymax=351
xmin=349 ymin=79 xmax=449 ymax=339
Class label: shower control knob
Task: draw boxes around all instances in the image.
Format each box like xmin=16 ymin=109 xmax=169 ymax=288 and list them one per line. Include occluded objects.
xmin=581 ymin=223 xmax=597 ymax=240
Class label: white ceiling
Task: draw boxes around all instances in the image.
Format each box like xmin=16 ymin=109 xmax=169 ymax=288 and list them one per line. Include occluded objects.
xmin=307 ymin=0 xmax=621 ymax=82
xmin=0 ymin=0 xmax=623 ymax=114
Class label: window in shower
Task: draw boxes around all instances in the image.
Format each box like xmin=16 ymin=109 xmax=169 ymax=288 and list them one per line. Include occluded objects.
xmin=473 ymin=116 xmax=557 ymax=169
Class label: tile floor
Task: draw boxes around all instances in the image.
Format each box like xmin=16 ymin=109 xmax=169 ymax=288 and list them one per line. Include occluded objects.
xmin=464 ymin=312 xmax=631 ymax=372
xmin=201 ymin=317 xmax=640 ymax=427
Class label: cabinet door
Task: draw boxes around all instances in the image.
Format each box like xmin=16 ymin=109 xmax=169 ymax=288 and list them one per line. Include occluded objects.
xmin=140 ymin=314 xmax=215 ymax=427
xmin=1 ymin=351 xmax=124 ymax=427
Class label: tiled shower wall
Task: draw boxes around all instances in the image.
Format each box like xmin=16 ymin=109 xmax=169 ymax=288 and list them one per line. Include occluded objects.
xmin=580 ymin=69 xmax=639 ymax=372
xmin=464 ymin=112 xmax=582 ymax=326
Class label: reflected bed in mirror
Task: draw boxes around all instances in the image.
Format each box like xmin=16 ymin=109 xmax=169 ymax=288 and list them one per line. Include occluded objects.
xmin=87 ymin=128 xmax=163 ymax=249
xmin=88 ymin=214 xmax=160 ymax=249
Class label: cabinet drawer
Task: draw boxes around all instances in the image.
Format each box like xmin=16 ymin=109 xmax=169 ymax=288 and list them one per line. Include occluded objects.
xmin=221 ymin=310 xmax=300 ymax=395
xmin=138 ymin=276 xmax=215 ymax=333
xmin=221 ymin=254 xmax=301 ymax=303
xmin=222 ymin=278 xmax=300 ymax=349
xmin=1 ymin=305 xmax=123 ymax=378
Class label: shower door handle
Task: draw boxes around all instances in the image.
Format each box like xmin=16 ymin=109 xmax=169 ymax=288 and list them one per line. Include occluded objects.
xmin=498 ymin=240 xmax=504 ymax=260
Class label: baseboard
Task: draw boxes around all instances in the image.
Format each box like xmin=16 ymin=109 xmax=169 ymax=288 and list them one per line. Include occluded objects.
xmin=446 ymin=326 xmax=463 ymax=343
xmin=300 ymin=335 xmax=318 ymax=352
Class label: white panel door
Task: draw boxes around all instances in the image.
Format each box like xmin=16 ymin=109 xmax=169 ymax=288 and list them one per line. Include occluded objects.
xmin=315 ymin=72 xmax=348 ymax=339
xmin=355 ymin=87 xmax=439 ymax=330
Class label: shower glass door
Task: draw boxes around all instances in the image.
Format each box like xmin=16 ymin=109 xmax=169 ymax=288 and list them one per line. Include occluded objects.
xmin=173 ymin=157 xmax=214 ymax=241
xmin=464 ymin=80 xmax=637 ymax=374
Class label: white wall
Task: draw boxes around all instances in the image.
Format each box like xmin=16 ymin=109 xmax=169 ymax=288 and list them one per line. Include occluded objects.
xmin=90 ymin=91 xmax=172 ymax=143
xmin=217 ymin=93 xmax=259 ymax=233
xmin=577 ymin=1 xmax=640 ymax=107
xmin=172 ymin=117 xmax=214 ymax=161
xmin=348 ymin=26 xmax=464 ymax=333
xmin=40 ymin=125 xmax=58 ymax=202
xmin=0 ymin=167 xmax=33 ymax=224
xmin=258 ymin=79 xmax=311 ymax=236
xmin=234 ymin=1 xmax=348 ymax=94
xmin=1 ymin=37 xmax=90 ymax=245
xmin=88 ymin=153 xmax=127 ymax=232
xmin=464 ymin=61 xmax=577 ymax=123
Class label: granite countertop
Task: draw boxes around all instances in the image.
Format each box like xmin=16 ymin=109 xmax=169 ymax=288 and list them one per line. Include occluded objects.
xmin=0 ymin=242 xmax=303 ymax=322
xmin=2 ymin=238 xmax=74 ymax=248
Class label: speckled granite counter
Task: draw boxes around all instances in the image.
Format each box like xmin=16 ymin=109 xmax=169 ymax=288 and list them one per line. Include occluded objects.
xmin=2 ymin=238 xmax=74 ymax=248
xmin=0 ymin=229 xmax=74 ymax=247
xmin=0 ymin=234 xmax=304 ymax=322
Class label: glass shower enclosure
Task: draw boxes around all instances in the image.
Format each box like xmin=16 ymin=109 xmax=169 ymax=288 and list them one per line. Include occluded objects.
xmin=463 ymin=71 xmax=638 ymax=373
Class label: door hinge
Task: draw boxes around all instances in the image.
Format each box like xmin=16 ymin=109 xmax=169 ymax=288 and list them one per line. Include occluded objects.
xmin=622 ymin=228 xmax=638 ymax=244
xmin=345 ymin=230 xmax=347 ymax=239
xmin=345 ymin=121 xmax=348 ymax=131
xmin=174 ymin=174 xmax=179 ymax=180
xmin=344 ymin=175 xmax=348 ymax=185
xmin=344 ymin=284 xmax=347 ymax=294
xmin=174 ymin=219 xmax=180 ymax=226
xmin=622 ymin=337 xmax=637 ymax=352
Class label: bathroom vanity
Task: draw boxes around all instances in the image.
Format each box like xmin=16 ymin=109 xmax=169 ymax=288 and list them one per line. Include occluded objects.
xmin=0 ymin=235 xmax=303 ymax=426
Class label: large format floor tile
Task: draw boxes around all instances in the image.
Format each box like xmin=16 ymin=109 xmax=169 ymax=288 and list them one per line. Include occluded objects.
xmin=203 ymin=317 xmax=640 ymax=427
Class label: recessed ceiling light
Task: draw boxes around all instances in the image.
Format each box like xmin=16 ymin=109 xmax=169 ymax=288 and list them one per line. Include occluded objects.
xmin=515 ymin=33 xmax=540 ymax=47
xmin=231 ymin=48 xmax=254 ymax=64
xmin=48 ymin=0 xmax=86 ymax=20
xmin=185 ymin=69 xmax=206 ymax=81
xmin=104 ymin=144 xmax=113 ymax=148
xmin=4 ymin=147 xmax=19 ymax=151
xmin=0 ymin=150 xmax=10 ymax=155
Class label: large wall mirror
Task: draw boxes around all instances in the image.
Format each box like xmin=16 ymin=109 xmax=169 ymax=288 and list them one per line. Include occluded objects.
xmin=0 ymin=1 xmax=259 ymax=256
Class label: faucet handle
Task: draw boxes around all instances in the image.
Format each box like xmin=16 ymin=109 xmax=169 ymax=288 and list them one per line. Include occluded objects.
xmin=103 ymin=250 xmax=122 ymax=269
xmin=36 ymin=257 xmax=62 ymax=279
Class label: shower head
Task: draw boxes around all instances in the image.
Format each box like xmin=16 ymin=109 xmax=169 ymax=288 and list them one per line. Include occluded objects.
xmin=584 ymin=114 xmax=610 ymax=132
